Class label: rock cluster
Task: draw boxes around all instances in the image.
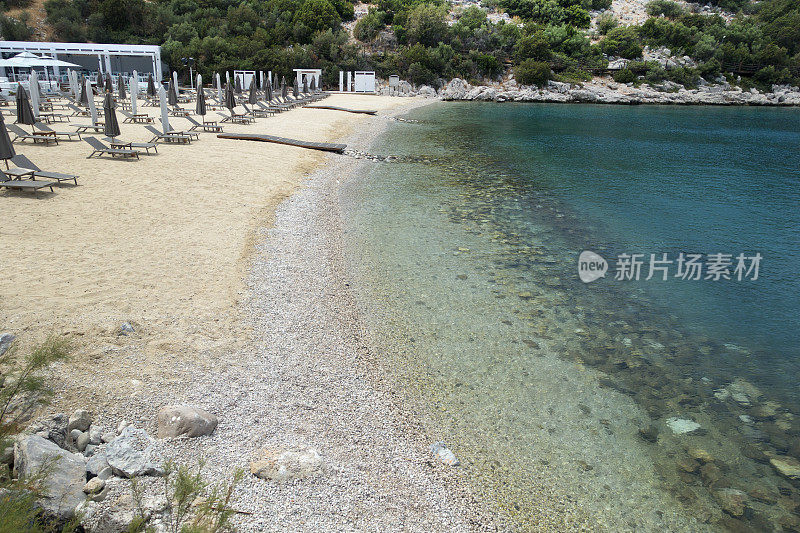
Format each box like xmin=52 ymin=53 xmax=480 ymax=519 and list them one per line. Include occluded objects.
xmin=431 ymin=77 xmax=800 ymax=106
xmin=8 ymin=404 xmax=217 ymax=527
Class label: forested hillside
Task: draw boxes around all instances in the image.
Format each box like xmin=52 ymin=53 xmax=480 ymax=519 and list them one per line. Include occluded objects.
xmin=0 ymin=0 xmax=798 ymax=89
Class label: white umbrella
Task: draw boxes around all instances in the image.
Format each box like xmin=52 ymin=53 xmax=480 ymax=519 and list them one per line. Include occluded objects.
xmin=159 ymin=85 xmax=170 ymax=133
xmin=216 ymin=73 xmax=222 ymax=102
xmin=86 ymin=78 xmax=97 ymax=126
xmin=130 ymin=75 xmax=137 ymax=115
xmin=29 ymin=70 xmax=39 ymax=118
xmin=172 ymin=71 xmax=178 ymax=92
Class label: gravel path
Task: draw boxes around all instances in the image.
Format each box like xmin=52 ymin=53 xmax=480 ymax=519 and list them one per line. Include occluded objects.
xmin=77 ymin=100 xmax=498 ymax=531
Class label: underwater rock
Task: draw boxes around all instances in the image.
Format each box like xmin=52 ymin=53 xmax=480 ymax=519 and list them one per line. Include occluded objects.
xmin=639 ymin=424 xmax=659 ymax=443
xmin=666 ymin=417 xmax=702 ymax=435
xmin=714 ymin=488 xmax=748 ymax=517
xmin=688 ymin=447 xmax=714 ymax=463
xmin=770 ymin=456 xmax=800 ymax=480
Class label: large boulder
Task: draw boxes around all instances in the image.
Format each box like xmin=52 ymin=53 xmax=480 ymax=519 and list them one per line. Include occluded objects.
xmin=105 ymin=426 xmax=163 ymax=478
xmin=14 ymin=435 xmax=87 ymax=521
xmin=156 ymin=405 xmax=218 ymax=439
xmin=250 ymin=446 xmax=325 ymax=482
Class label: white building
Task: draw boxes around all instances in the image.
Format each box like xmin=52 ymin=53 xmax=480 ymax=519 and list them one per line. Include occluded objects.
xmin=0 ymin=41 xmax=163 ymax=80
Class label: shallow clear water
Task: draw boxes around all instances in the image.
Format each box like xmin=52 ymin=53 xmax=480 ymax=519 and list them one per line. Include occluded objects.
xmin=340 ymin=103 xmax=800 ymax=531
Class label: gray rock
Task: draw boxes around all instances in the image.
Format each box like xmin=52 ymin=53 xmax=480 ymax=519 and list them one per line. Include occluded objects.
xmin=83 ymin=477 xmax=104 ymax=494
xmin=118 ymin=322 xmax=135 ymax=335
xmin=0 ymin=333 xmax=14 ymax=356
xmin=430 ymin=442 xmax=459 ymax=466
xmin=105 ymin=426 xmax=163 ymax=478
xmin=156 ymin=405 xmax=218 ymax=439
xmin=83 ymin=444 xmax=97 ymax=457
xmin=86 ymin=449 xmax=109 ymax=479
xmin=101 ymin=431 xmax=116 ymax=444
xmin=76 ymin=432 xmax=89 ymax=452
xmin=97 ymin=466 xmax=113 ymax=481
xmin=88 ymin=427 xmax=102 ymax=445
xmin=25 ymin=413 xmax=69 ymax=449
xmin=1 ymin=445 xmax=13 ymax=467
xmin=250 ymin=445 xmax=325 ymax=481
xmin=68 ymin=410 xmax=92 ymax=433
xmin=14 ymin=435 xmax=87 ymax=521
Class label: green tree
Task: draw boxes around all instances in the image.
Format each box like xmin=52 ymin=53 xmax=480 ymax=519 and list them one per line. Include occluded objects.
xmin=515 ymin=58 xmax=551 ymax=86
xmin=406 ymin=3 xmax=448 ymax=46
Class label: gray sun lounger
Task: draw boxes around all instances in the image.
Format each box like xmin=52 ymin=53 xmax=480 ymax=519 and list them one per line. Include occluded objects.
xmin=185 ymin=116 xmax=223 ymax=132
xmin=217 ymin=111 xmax=253 ymax=124
xmin=7 ymin=154 xmax=79 ymax=185
xmin=145 ymin=125 xmax=191 ymax=144
xmin=35 ymin=122 xmax=81 ymax=141
xmin=84 ymin=136 xmax=140 ymax=159
xmin=0 ymin=169 xmax=54 ymax=195
xmin=7 ymin=123 xmax=59 ymax=145
xmin=242 ymin=104 xmax=273 ymax=118
xmin=105 ymin=137 xmax=158 ymax=155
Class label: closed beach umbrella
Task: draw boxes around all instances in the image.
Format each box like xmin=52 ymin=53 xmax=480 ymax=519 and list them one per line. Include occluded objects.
xmin=302 ymin=76 xmax=307 ymax=94
xmin=167 ymin=79 xmax=178 ymax=106
xmin=118 ymin=74 xmax=126 ymax=100
xmin=86 ymin=79 xmax=98 ymax=126
xmin=0 ymin=114 xmax=16 ymax=169
xmin=293 ymin=79 xmax=299 ymax=98
xmin=79 ymin=76 xmax=89 ymax=106
xmin=106 ymin=73 xmax=113 ymax=93
xmin=224 ymin=82 xmax=236 ymax=111
xmin=132 ymin=70 xmax=138 ymax=97
xmin=248 ymin=76 xmax=257 ymax=104
xmin=103 ymin=91 xmax=120 ymax=140
xmin=130 ymin=75 xmax=137 ymax=115
xmin=97 ymin=73 xmax=104 ymax=91
xmin=159 ymin=85 xmax=170 ymax=133
xmin=266 ymin=83 xmax=273 ymax=102
xmin=216 ymin=72 xmax=222 ymax=102
xmin=281 ymin=79 xmax=287 ymax=100
xmin=234 ymin=75 xmax=242 ymax=94
xmin=310 ymin=77 xmax=316 ymax=92
xmin=147 ymin=73 xmax=156 ymax=97
xmin=172 ymin=71 xmax=178 ymax=91
xmin=15 ymin=84 xmax=35 ymax=131
xmin=195 ymin=74 xmax=206 ymax=117
xmin=29 ymin=70 xmax=40 ymax=118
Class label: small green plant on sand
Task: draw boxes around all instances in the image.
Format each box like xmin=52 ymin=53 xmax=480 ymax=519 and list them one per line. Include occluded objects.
xmin=0 ymin=335 xmax=73 ymax=533
xmin=128 ymin=460 xmax=245 ymax=533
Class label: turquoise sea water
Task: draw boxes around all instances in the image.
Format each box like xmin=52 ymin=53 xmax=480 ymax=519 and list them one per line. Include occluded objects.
xmin=340 ymin=103 xmax=800 ymax=530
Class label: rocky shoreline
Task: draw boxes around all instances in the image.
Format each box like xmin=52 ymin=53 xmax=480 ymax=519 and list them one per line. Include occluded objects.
xmin=2 ymin=98 xmax=498 ymax=532
xmin=388 ymin=77 xmax=800 ymax=106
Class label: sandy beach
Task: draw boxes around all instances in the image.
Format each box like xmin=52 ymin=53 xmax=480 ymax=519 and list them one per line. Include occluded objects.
xmin=1 ymin=93 xmax=407 ymax=404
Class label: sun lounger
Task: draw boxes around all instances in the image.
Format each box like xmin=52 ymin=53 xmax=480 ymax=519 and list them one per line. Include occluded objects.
xmin=74 ymin=123 xmax=106 ymax=133
xmin=7 ymin=123 xmax=59 ymax=145
xmin=66 ymin=103 xmax=89 ymax=116
xmin=84 ymin=136 xmax=140 ymax=159
xmin=242 ymin=104 xmax=273 ymax=118
xmin=7 ymin=154 xmax=79 ymax=185
xmin=217 ymin=111 xmax=253 ymax=125
xmin=256 ymin=102 xmax=286 ymax=113
xmin=145 ymin=125 xmax=191 ymax=144
xmin=185 ymin=116 xmax=223 ymax=132
xmin=0 ymin=169 xmax=54 ymax=195
xmin=119 ymin=110 xmax=154 ymax=124
xmin=106 ymin=137 xmax=158 ymax=155
xmin=35 ymin=122 xmax=81 ymax=141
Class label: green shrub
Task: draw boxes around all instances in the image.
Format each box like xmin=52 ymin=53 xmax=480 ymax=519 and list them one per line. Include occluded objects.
xmin=645 ymin=0 xmax=686 ymax=18
xmin=612 ymin=67 xmax=636 ymax=83
xmin=601 ymin=26 xmax=643 ymax=59
xmin=596 ymin=12 xmax=618 ymax=35
xmin=515 ymin=58 xmax=552 ymax=86
xmin=590 ymin=0 xmax=612 ymax=10
xmin=354 ymin=10 xmax=386 ymax=42
xmin=0 ymin=13 xmax=33 ymax=40
xmin=698 ymin=58 xmax=721 ymax=79
xmin=514 ymin=32 xmax=551 ymax=61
